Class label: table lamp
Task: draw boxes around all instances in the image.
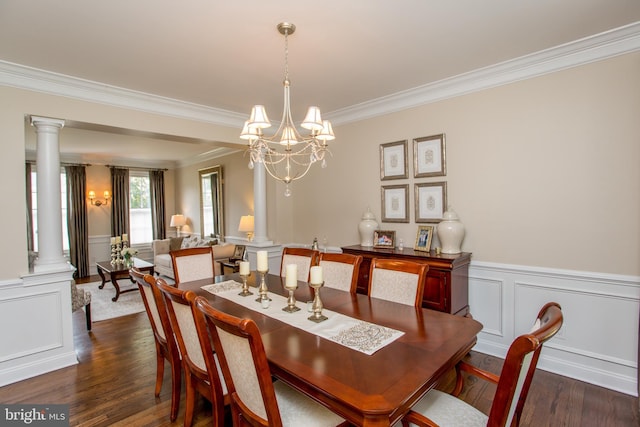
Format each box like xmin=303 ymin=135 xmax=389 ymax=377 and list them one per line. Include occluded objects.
xmin=170 ymin=214 xmax=187 ymax=236
xmin=238 ymin=215 xmax=254 ymax=241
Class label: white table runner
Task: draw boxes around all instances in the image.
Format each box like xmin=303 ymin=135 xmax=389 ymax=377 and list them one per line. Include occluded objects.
xmin=202 ymin=280 xmax=404 ymax=355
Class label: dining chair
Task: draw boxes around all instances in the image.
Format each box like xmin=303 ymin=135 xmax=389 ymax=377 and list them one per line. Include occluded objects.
xmin=319 ymin=252 xmax=363 ymax=294
xmin=401 ymin=302 xmax=564 ymax=427
xmin=194 ymin=296 xmax=349 ymax=427
xmin=280 ymin=247 xmax=320 ymax=282
xmin=171 ymin=246 xmax=215 ymax=285
xmin=130 ymin=268 xmax=182 ymax=422
xmin=156 ymin=278 xmax=229 ymax=427
xmin=70 ymin=279 xmax=91 ymax=331
xmin=367 ymin=258 xmax=428 ymax=307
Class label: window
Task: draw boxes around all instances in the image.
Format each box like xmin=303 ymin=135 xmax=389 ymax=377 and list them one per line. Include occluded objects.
xmin=30 ymin=169 xmax=69 ymax=252
xmin=129 ymin=171 xmax=152 ymax=244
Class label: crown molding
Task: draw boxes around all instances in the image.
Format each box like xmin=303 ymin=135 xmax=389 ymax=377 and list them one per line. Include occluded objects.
xmin=0 ymin=60 xmax=247 ymax=128
xmin=326 ymin=22 xmax=640 ymax=125
xmin=1 ymin=23 xmax=639 ymax=128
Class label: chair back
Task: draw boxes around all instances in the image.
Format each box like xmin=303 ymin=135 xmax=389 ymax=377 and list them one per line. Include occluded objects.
xmin=319 ymin=252 xmax=362 ymax=294
xmin=489 ymin=302 xmax=563 ymax=426
xmin=195 ymin=296 xmax=284 ymax=426
xmin=157 ymin=279 xmax=228 ymax=426
xmin=368 ymin=258 xmax=428 ymax=307
xmin=280 ymin=247 xmax=320 ymax=282
xmin=171 ymin=246 xmax=215 ymax=284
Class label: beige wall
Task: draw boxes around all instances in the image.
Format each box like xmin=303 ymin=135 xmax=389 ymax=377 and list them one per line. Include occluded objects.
xmin=2 ymin=52 xmax=638 ymax=281
xmin=289 ymin=52 xmax=640 ymax=275
xmin=175 ymin=152 xmax=254 ymax=238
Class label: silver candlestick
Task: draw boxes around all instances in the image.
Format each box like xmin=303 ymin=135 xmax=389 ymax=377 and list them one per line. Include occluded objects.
xmin=282 ymin=283 xmax=300 ymax=313
xmin=238 ymin=272 xmax=253 ymax=297
xmin=308 ymin=281 xmax=328 ymax=322
xmin=255 ymin=269 xmax=271 ymax=302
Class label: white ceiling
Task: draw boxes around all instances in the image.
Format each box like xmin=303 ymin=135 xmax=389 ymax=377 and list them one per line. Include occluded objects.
xmin=2 ymin=1 xmax=640 ymax=167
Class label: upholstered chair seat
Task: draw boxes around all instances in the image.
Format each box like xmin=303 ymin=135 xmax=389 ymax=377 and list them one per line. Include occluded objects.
xmin=71 ymin=280 xmax=91 ymax=330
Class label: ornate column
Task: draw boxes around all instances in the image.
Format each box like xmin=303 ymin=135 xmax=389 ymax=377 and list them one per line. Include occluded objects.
xmin=31 ymin=116 xmax=69 ymax=272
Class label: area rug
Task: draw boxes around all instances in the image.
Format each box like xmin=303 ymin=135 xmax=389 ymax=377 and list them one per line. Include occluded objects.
xmin=78 ymin=280 xmax=145 ymax=322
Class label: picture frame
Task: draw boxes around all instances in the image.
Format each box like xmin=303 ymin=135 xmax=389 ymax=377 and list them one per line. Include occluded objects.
xmin=413 ymin=134 xmax=446 ymax=178
xmin=381 ymin=184 xmax=409 ymax=223
xmin=373 ymin=230 xmax=396 ymax=249
xmin=231 ymin=244 xmax=246 ymax=261
xmin=380 ymin=140 xmax=408 ymax=180
xmin=415 ymin=182 xmax=447 ymax=223
xmin=414 ymin=225 xmax=434 ymax=252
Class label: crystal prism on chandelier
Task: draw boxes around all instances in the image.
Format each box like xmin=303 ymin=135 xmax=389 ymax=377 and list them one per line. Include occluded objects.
xmin=240 ymin=22 xmax=335 ymax=197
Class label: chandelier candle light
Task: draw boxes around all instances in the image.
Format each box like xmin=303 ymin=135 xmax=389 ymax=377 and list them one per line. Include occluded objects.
xmin=241 ymin=22 xmax=336 ymax=197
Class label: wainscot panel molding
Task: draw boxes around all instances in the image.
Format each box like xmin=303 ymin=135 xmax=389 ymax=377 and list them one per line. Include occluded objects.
xmin=470 ymin=261 xmax=639 ymax=396
xmin=0 ymin=267 xmax=77 ymax=386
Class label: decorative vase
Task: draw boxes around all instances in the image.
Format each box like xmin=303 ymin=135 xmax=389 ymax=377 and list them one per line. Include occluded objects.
xmin=358 ymin=207 xmax=378 ymax=247
xmin=124 ymin=256 xmax=134 ymax=268
xmin=437 ymin=207 xmax=465 ymax=254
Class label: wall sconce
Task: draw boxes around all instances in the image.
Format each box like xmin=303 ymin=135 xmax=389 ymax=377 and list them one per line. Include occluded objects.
xmin=238 ymin=215 xmax=254 ymax=241
xmin=170 ymin=214 xmax=187 ymax=236
xmin=88 ymin=190 xmax=110 ymax=206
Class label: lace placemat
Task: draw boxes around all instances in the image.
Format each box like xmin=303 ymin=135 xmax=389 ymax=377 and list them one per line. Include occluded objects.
xmin=201 ymin=282 xmax=403 ymax=355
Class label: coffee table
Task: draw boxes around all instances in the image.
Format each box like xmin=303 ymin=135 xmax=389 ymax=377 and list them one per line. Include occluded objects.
xmin=96 ymin=258 xmax=154 ymax=302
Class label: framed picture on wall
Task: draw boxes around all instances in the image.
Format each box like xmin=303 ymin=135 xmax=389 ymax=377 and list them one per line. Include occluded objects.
xmin=414 ymin=134 xmax=446 ymax=178
xmin=381 ymin=184 xmax=409 ymax=223
xmin=414 ymin=225 xmax=434 ymax=252
xmin=380 ymin=140 xmax=408 ymax=180
xmin=415 ymin=182 xmax=447 ymax=222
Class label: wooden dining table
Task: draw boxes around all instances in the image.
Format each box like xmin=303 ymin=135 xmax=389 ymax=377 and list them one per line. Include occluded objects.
xmin=180 ymin=273 xmax=483 ymax=427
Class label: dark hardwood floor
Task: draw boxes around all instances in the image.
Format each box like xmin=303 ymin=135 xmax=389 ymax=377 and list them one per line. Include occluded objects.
xmin=0 ymin=276 xmax=637 ymax=426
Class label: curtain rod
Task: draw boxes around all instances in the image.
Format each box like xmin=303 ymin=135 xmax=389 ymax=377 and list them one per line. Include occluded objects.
xmin=26 ymin=160 xmax=92 ymax=167
xmin=105 ymin=165 xmax=168 ymax=172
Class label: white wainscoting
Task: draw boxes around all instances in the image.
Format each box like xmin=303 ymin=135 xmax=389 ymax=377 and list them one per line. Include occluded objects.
xmin=470 ymin=261 xmax=639 ymax=396
xmin=0 ymin=268 xmax=77 ymax=387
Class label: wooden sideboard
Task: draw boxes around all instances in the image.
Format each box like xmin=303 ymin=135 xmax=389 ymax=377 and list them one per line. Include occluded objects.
xmin=341 ymin=245 xmax=471 ymax=316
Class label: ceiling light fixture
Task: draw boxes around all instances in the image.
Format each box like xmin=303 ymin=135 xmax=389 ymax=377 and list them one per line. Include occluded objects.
xmin=241 ymin=22 xmax=335 ymax=197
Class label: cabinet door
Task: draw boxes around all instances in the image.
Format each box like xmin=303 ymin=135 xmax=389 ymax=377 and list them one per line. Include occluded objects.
xmin=422 ymin=270 xmax=447 ymax=312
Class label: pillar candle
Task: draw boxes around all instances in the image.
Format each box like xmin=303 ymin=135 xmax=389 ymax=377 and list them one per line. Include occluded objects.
xmin=115 ymin=236 xmax=121 ymax=244
xmin=257 ymin=250 xmax=268 ymax=271
xmin=239 ymin=261 xmax=250 ymax=275
xmin=310 ymin=266 xmax=323 ymax=284
xmin=122 ymin=234 xmax=128 ymax=241
xmin=285 ymin=264 xmax=297 ymax=289
xmin=110 ymin=237 xmax=115 ymax=245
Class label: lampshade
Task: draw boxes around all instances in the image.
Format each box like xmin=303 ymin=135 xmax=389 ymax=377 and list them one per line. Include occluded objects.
xmin=170 ymin=214 xmax=186 ymax=227
xmin=238 ymin=215 xmax=255 ymax=232
xmin=248 ymin=105 xmax=271 ymax=129
xmin=301 ymin=106 xmax=324 ymax=131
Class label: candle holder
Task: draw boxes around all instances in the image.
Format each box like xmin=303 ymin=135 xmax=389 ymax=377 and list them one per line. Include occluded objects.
xmin=238 ymin=272 xmax=253 ymax=297
xmin=110 ymin=243 xmax=117 ymax=265
xmin=282 ymin=283 xmax=300 ymax=313
xmin=255 ymin=269 xmax=271 ymax=302
xmin=308 ymin=281 xmax=328 ymax=323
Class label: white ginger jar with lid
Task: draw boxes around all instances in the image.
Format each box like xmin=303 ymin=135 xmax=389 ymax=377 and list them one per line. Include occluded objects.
xmin=358 ymin=207 xmax=378 ymax=247
xmin=437 ymin=207 xmax=465 ymax=254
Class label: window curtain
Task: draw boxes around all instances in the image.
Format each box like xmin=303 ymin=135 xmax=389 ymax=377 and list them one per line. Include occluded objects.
xmin=25 ymin=163 xmax=34 ymax=253
xmin=149 ymin=169 xmax=166 ymax=240
xmin=65 ymin=165 xmax=90 ymax=278
xmin=110 ymin=167 xmax=130 ymax=237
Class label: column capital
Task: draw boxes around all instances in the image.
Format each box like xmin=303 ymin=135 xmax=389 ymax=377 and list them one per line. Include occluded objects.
xmin=30 ymin=116 xmax=65 ymax=129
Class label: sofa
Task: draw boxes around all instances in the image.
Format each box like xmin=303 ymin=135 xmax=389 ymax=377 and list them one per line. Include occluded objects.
xmin=152 ymin=235 xmax=236 ymax=279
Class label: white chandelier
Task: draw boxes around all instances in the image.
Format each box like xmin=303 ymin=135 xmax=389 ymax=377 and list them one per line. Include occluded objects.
xmin=241 ymin=22 xmax=335 ymax=197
